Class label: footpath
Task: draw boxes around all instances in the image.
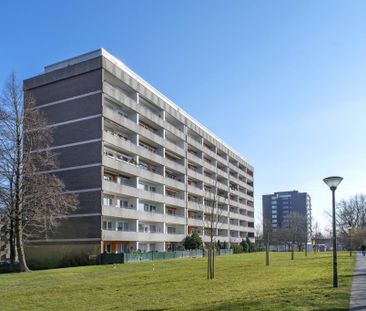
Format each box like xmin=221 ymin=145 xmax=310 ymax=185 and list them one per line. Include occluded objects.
xmin=350 ymin=252 xmax=366 ymax=311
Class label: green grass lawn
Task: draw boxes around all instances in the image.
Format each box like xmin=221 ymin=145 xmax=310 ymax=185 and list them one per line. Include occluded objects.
xmin=0 ymin=252 xmax=355 ymax=311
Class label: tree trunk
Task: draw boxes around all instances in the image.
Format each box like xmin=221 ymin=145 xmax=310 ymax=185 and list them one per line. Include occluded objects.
xmin=9 ymin=217 xmax=16 ymax=263
xmin=265 ymin=241 xmax=270 ymax=266
xmin=291 ymin=244 xmax=294 ymax=260
xmin=207 ymin=247 xmax=211 ymax=279
xmin=212 ymin=244 xmax=215 ymax=279
xmin=305 ymin=242 xmax=308 ymax=257
xmin=15 ymin=213 xmax=29 ymax=272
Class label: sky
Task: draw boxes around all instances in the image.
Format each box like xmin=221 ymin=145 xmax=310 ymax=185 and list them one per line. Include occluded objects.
xmin=1 ymin=0 xmax=366 ymax=231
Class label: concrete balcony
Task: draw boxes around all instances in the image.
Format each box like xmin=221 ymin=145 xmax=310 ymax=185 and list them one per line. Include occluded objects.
xmin=203 ymin=146 xmax=216 ymax=159
xmin=164 ymin=140 xmax=185 ymax=157
xmin=188 ymin=201 xmax=203 ymax=212
xmin=217 ymin=223 xmax=229 ymax=231
xmin=103 ymin=155 xmax=165 ymax=185
xmin=187 ymin=169 xmax=202 ymax=181
xmin=201 ymin=175 xmax=216 ymax=187
xmin=187 ymin=136 xmax=202 ymax=150
xmin=217 ymin=169 xmax=229 ymax=180
xmin=138 ymin=126 xmax=165 ymax=147
xmin=165 ymin=122 xmax=185 ymax=140
xmin=164 ymin=194 xmax=186 ymax=208
xmin=165 ymin=214 xmax=186 ymax=225
xmin=246 ymin=183 xmax=254 ymax=192
xmin=229 ymin=200 xmax=243 ymax=209
xmin=230 ymin=237 xmax=243 ymax=244
xmin=236 ymin=213 xmax=254 ymax=222
xmin=104 ymin=131 xmax=139 ymax=154
xmin=217 ymin=180 xmax=228 ymax=191
xmin=203 ymin=190 xmax=215 ymax=200
xmin=164 ymin=158 xmax=185 ymax=174
xmin=103 ymin=82 xmax=137 ymax=112
xmin=164 ymin=233 xmax=186 ymax=242
xmin=136 ymin=105 xmax=165 ymax=128
xmin=229 ymin=224 xmax=242 ymax=232
xmin=103 ymin=106 xmax=138 ymax=132
xmin=103 ymin=180 xmax=139 ymax=197
xmin=228 ymin=162 xmax=239 ymax=172
xmin=215 ymin=154 xmax=228 ymax=166
xmin=187 ymin=218 xmax=203 ymax=227
xmin=164 ymin=177 xmax=186 ymax=191
xmin=103 ymin=180 xmax=186 ymax=208
xmin=202 ymin=160 xmax=217 ymax=173
xmin=102 ymin=206 xmax=186 ymax=225
xmin=187 ymin=152 xmax=204 ymax=166
xmin=187 ymin=185 xmax=203 ymax=196
xmin=102 ymin=230 xmax=185 ymax=242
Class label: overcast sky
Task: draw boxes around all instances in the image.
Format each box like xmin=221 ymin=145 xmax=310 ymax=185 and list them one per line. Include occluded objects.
xmin=1 ymin=0 xmax=366 ymax=231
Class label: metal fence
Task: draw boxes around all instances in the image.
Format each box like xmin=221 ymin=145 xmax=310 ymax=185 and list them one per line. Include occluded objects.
xmin=99 ymin=249 xmax=203 ymax=265
xmin=218 ymin=249 xmax=233 ymax=255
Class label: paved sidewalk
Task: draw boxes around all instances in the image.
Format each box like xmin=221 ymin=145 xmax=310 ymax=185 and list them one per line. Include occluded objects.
xmin=350 ymin=252 xmax=366 ymax=311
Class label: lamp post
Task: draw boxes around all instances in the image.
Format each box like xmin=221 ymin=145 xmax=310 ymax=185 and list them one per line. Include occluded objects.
xmin=323 ymin=176 xmax=343 ymax=288
xmin=348 ymin=227 xmax=352 ymax=257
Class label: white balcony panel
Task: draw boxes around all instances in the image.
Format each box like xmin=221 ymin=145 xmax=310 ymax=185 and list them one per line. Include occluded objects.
xmin=187 ymin=185 xmax=203 ymax=196
xmin=187 ymin=218 xmax=203 ymax=227
xmin=188 ymin=202 xmax=203 ymax=212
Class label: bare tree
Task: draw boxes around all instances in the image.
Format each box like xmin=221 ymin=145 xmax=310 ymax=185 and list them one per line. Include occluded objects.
xmin=263 ymin=220 xmax=272 ymax=266
xmin=274 ymin=212 xmax=307 ymax=260
xmin=202 ymin=178 xmax=227 ymax=280
xmin=0 ymin=73 xmax=77 ymax=271
xmin=335 ymin=194 xmax=366 ymax=250
xmin=337 ymin=194 xmax=366 ymax=230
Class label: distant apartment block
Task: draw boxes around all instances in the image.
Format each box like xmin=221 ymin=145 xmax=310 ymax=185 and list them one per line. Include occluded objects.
xmin=23 ymin=49 xmax=254 ymax=260
xmin=262 ymin=190 xmax=311 ymax=239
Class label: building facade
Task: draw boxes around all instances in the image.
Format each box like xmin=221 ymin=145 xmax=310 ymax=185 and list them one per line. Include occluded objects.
xmin=23 ymin=49 xmax=254 ymax=260
xmin=262 ymin=190 xmax=311 ymax=240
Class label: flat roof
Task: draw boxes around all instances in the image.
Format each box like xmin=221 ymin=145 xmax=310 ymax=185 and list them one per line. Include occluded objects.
xmin=45 ymin=48 xmax=251 ymax=165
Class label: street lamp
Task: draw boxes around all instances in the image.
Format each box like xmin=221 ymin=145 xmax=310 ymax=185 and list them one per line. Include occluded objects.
xmin=348 ymin=227 xmax=352 ymax=257
xmin=323 ymin=176 xmax=343 ymax=288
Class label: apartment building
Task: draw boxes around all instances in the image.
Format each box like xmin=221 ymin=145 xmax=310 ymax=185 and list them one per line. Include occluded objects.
xmin=262 ymin=190 xmax=312 ymax=240
xmin=23 ymin=49 xmax=254 ymax=259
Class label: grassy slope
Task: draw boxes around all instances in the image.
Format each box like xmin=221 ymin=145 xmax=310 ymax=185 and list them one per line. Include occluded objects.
xmin=0 ymin=252 xmax=355 ymax=311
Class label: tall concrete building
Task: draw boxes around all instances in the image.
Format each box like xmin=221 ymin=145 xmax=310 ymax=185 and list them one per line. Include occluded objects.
xmin=23 ymin=49 xmax=254 ymax=260
xmin=262 ymin=190 xmax=312 ymax=240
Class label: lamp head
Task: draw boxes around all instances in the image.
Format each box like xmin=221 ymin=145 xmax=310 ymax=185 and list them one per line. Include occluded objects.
xmin=323 ymin=176 xmax=343 ymax=190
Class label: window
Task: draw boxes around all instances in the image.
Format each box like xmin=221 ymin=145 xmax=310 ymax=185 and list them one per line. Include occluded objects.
xmin=144 ymin=204 xmax=157 ymax=213
xmin=167 ymin=227 xmax=176 ymax=234
xmin=117 ymin=222 xmax=128 ymax=231
xmin=103 ymin=197 xmax=112 ymax=206
xmin=104 ymin=175 xmax=113 ymax=181
xmin=150 ymin=225 xmax=157 ymax=233
xmin=103 ymin=221 xmax=113 ymax=230
xmin=117 ymin=176 xmax=130 ymax=185
xmin=104 ymin=244 xmax=112 ymax=253
xmin=116 ymin=199 xmax=128 ymax=208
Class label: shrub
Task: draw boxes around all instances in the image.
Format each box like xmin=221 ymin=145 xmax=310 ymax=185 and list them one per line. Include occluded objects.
xmin=240 ymin=239 xmax=248 ymax=252
xmin=246 ymin=237 xmax=255 ymax=253
xmin=231 ymin=244 xmax=244 ymax=254
xmin=184 ymin=231 xmax=203 ymax=250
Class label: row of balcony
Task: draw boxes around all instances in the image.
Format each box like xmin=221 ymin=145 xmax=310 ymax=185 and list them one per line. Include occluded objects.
xmin=103 ymin=149 xmax=253 ymax=208
xmin=103 ymin=83 xmax=253 ymax=179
